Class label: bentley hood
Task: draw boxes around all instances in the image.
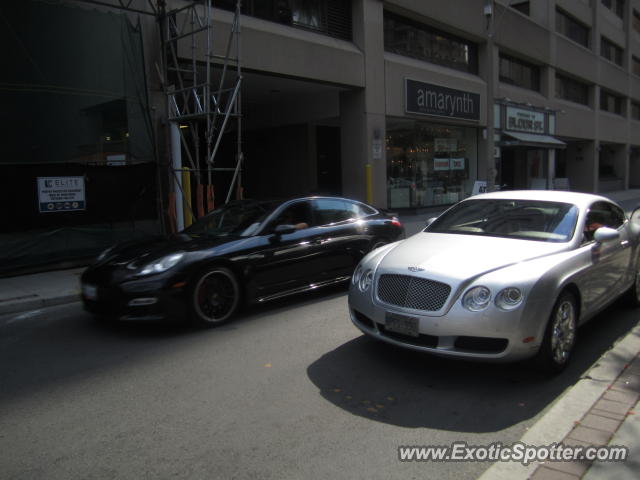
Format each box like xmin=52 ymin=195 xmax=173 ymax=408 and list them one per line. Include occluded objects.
xmin=376 ymin=232 xmax=570 ymax=283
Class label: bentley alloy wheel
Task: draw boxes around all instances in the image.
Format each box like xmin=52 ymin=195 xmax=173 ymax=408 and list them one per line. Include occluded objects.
xmin=536 ymin=292 xmax=577 ymax=373
xmin=550 ymin=298 xmax=576 ymax=366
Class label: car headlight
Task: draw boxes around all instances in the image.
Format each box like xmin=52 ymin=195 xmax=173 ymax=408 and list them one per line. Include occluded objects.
xmin=139 ymin=253 xmax=184 ymax=275
xmin=495 ymin=287 xmax=524 ymax=311
xmin=96 ymin=246 xmax=115 ymax=262
xmin=352 ymin=264 xmax=363 ymax=285
xmin=358 ymin=269 xmax=373 ymax=292
xmin=462 ymin=286 xmax=491 ymax=312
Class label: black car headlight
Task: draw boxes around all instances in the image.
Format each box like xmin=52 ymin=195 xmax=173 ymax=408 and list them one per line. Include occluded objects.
xmin=139 ymin=253 xmax=184 ymax=276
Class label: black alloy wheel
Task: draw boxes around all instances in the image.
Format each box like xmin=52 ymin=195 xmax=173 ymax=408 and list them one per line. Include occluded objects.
xmin=192 ymin=267 xmax=240 ymax=326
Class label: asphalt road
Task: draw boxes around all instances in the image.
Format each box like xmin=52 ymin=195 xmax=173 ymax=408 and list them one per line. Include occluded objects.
xmin=1 ymin=287 xmax=638 ymax=480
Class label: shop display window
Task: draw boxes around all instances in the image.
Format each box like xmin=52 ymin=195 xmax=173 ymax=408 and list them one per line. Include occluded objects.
xmin=386 ymin=119 xmax=478 ymax=208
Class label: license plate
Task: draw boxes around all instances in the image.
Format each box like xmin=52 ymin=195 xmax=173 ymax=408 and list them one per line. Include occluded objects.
xmin=385 ymin=312 xmax=419 ymax=337
xmin=82 ymin=284 xmax=97 ymax=300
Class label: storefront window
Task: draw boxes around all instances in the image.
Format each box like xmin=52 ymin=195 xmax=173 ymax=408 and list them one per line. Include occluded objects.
xmin=386 ymin=120 xmax=478 ymax=208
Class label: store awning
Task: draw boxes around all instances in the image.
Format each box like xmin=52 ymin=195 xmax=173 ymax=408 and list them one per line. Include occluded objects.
xmin=500 ymin=132 xmax=566 ymax=149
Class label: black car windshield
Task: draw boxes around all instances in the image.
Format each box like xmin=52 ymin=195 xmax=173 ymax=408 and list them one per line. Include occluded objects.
xmin=425 ymin=199 xmax=579 ymax=242
xmin=183 ymin=201 xmax=280 ymax=237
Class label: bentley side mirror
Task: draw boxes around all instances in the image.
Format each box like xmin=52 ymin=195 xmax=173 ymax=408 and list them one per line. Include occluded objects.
xmin=630 ymin=206 xmax=640 ymax=224
xmin=593 ymin=227 xmax=620 ymax=243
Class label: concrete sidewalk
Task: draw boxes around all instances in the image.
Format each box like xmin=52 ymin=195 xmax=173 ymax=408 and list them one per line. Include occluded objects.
xmin=1 ymin=189 xmax=640 ymax=480
xmin=479 ymin=325 xmax=640 ymax=480
xmin=0 ymin=267 xmax=84 ymax=315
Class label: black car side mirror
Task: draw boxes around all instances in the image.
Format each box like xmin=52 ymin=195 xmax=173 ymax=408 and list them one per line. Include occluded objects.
xmin=273 ymin=224 xmax=297 ymax=235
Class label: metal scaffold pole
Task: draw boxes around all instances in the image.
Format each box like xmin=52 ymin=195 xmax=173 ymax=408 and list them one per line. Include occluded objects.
xmin=77 ymin=0 xmax=243 ymax=231
xmin=159 ymin=0 xmax=243 ymax=229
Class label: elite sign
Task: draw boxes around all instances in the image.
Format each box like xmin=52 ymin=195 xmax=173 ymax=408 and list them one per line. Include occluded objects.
xmin=37 ymin=176 xmax=86 ymax=213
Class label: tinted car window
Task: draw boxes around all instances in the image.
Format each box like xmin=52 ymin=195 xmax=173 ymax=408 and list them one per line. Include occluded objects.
xmin=583 ymin=201 xmax=626 ymax=242
xmin=184 ymin=201 xmax=277 ymax=237
xmin=426 ymin=199 xmax=579 ymax=242
xmin=313 ymin=199 xmax=356 ymax=225
xmin=609 ymin=203 xmax=625 ymax=227
xmin=270 ymin=201 xmax=314 ymax=230
xmin=353 ymin=201 xmax=377 ymax=217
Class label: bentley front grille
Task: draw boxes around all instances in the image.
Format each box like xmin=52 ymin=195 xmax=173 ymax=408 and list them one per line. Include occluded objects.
xmin=377 ymin=274 xmax=451 ymax=311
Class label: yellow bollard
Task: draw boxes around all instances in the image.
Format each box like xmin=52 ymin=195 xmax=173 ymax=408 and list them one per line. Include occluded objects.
xmin=365 ymin=163 xmax=373 ymax=205
xmin=182 ymin=167 xmax=192 ymax=227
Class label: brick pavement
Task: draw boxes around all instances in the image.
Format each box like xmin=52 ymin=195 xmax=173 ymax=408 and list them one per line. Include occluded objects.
xmin=530 ymin=354 xmax=640 ymax=479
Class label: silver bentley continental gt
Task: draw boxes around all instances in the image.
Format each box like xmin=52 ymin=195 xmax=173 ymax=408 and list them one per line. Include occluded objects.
xmin=348 ymin=191 xmax=640 ymax=372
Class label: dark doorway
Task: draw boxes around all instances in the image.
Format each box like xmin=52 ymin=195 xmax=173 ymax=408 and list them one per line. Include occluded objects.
xmin=499 ymin=148 xmax=516 ymax=190
xmin=316 ymin=126 xmax=342 ymax=195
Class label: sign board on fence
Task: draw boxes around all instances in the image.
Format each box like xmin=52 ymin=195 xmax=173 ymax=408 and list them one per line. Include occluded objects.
xmin=530 ymin=178 xmax=548 ymax=190
xmin=37 ymin=176 xmax=86 ymax=213
xmin=471 ymin=181 xmax=487 ymax=196
xmin=450 ymin=158 xmax=465 ymax=170
xmin=554 ymin=177 xmax=571 ymax=191
xmin=433 ymin=158 xmax=450 ymax=171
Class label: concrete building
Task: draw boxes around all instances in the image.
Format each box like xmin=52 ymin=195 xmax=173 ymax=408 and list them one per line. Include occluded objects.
xmin=3 ymin=0 xmax=640 ymax=272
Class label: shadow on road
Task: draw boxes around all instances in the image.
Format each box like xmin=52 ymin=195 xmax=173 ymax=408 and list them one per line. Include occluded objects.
xmin=0 ymin=284 xmax=349 ymax=403
xmin=306 ymin=302 xmax=639 ymax=433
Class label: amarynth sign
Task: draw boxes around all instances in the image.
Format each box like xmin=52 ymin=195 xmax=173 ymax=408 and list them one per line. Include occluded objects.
xmin=406 ymin=79 xmax=480 ymax=121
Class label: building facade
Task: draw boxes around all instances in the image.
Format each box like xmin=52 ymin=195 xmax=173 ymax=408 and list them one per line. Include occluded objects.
xmin=3 ymin=0 xmax=640 ymax=272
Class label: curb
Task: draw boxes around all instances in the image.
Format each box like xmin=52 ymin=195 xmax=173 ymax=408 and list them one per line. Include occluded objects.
xmin=479 ymin=321 xmax=640 ymax=480
xmin=0 ymin=293 xmax=81 ymax=316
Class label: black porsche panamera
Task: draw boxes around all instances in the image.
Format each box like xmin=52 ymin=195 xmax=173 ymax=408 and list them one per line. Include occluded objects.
xmin=81 ymin=196 xmax=404 ymax=325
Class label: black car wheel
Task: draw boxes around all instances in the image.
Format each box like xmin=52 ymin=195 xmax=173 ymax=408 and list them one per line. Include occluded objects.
xmin=191 ymin=267 xmax=240 ymax=326
xmin=535 ymin=291 xmax=577 ymax=373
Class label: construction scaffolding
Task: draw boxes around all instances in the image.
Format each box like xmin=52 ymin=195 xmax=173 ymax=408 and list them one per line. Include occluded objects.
xmin=77 ymin=0 xmax=243 ymax=232
xmin=158 ymin=0 xmax=243 ymax=230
